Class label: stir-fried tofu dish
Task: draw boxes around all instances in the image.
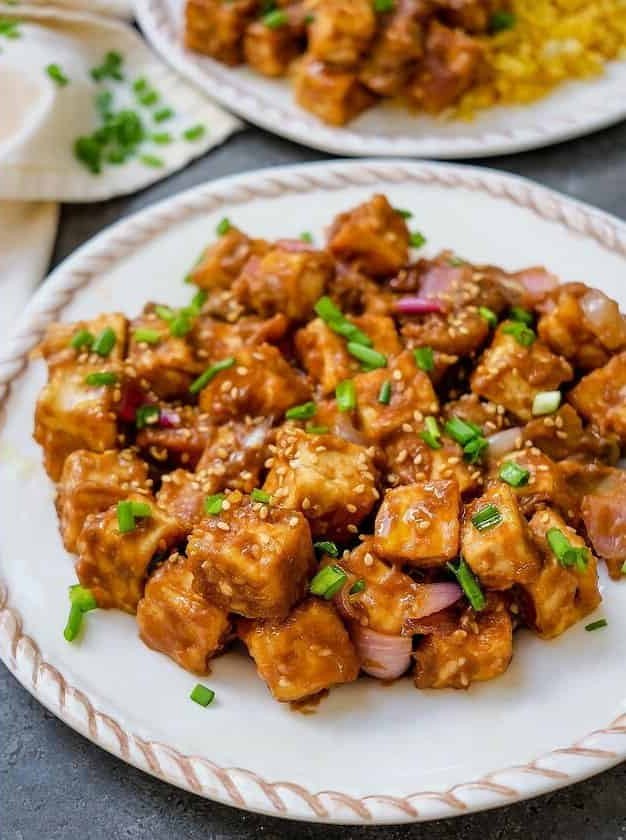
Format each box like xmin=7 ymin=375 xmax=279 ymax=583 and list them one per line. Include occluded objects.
xmin=35 ymin=195 xmax=626 ymax=705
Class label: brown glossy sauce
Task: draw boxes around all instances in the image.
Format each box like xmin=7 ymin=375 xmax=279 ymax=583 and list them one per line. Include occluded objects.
xmin=290 ymin=689 xmax=329 ymax=715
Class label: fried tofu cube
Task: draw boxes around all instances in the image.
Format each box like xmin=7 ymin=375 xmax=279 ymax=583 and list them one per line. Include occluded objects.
xmin=192 ymin=312 xmax=289 ymax=360
xmin=197 ymin=344 xmax=312 ymax=423
xmin=518 ymin=509 xmax=601 ymax=639
xmin=382 ymin=431 xmax=481 ymax=496
xmin=569 ymin=351 xmax=626 ymax=442
xmin=233 ymin=246 xmax=333 ymax=321
xmin=471 ymin=323 xmax=573 ymax=422
xmin=358 ymin=0 xmax=425 ymax=96
xmin=136 ymin=404 xmax=213 ymax=469
xmin=490 ymin=449 xmax=574 ymax=518
xmin=76 ymin=494 xmax=185 ymax=613
xmin=263 ymin=426 xmax=379 ymax=539
xmin=56 ymin=449 xmax=150 ymax=552
xmin=307 ymin=0 xmax=375 ymax=65
xmin=187 ymin=226 xmax=268 ymax=291
xmin=34 ymin=365 xmax=120 ymax=481
xmin=353 ymin=351 xmax=439 ymax=443
xmin=156 ymin=469 xmax=217 ymax=532
xmin=189 ymin=496 xmax=314 ymax=619
xmin=414 ymin=594 xmax=513 ymax=689
xmin=581 ymin=469 xmax=626 ymax=580
xmin=137 ymin=553 xmax=231 ymax=675
xmin=401 ymin=307 xmax=489 ymax=358
xmin=195 ymin=416 xmax=273 ymax=495
xmin=185 ymin=0 xmax=256 ymax=64
xmin=374 ymin=480 xmax=460 ymax=566
xmin=238 ymin=599 xmax=359 ymax=702
xmin=328 ymin=194 xmax=409 ymax=276
xmin=462 ymin=484 xmax=540 ymax=589
xmin=38 ymin=313 xmax=127 ymax=374
xmin=294 ymin=56 xmax=376 ymax=126
xmin=243 ymin=19 xmax=299 ymax=76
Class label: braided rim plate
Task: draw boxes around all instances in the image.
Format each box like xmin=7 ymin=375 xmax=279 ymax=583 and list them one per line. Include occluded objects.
xmin=2 ymin=161 xmax=626 ymax=825
xmin=135 ymin=0 xmax=626 ymax=159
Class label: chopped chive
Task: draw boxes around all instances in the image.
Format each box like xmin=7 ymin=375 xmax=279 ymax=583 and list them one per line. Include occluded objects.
xmin=444 ymin=416 xmax=482 ymax=446
xmin=285 ymin=401 xmax=316 ymax=420
xmin=347 ymin=342 xmax=387 ymax=369
xmin=306 ymin=424 xmax=329 ymax=435
xmin=262 ymin=8 xmax=287 ymax=27
xmin=117 ymin=500 xmax=135 ymax=533
xmin=409 ymin=231 xmax=426 ymax=249
xmin=85 ymin=371 xmax=118 ymax=387
xmin=502 ymin=321 xmax=536 ymax=347
xmin=69 ymin=584 xmax=97 ymax=614
xmin=585 ymin=619 xmax=607 ymax=632
xmin=135 ymin=404 xmax=160 ymax=429
xmin=130 ymin=501 xmax=152 ymax=518
xmin=394 ymin=207 xmax=412 ymax=218
xmin=70 ymin=329 xmax=94 ymax=350
xmin=183 ymin=124 xmax=205 ymax=141
xmin=414 ymin=346 xmax=434 ymax=373
xmin=46 ymin=63 xmax=69 ymax=86
xmin=510 ymin=306 xmax=534 ymax=326
xmin=132 ymin=77 xmax=148 ymax=93
xmin=204 ymin=493 xmax=225 ymax=515
xmin=169 ymin=312 xmax=193 ymax=338
xmin=63 ymin=603 xmax=83 ymax=642
xmin=95 ymin=89 xmax=113 ymax=117
xmin=420 ymin=416 xmax=442 ymax=450
xmin=490 ymin=10 xmax=516 ymax=32
xmin=90 ymin=50 xmax=123 ymax=82
xmin=74 ymin=135 xmax=102 ymax=173
xmin=0 ymin=16 xmax=19 ymax=37
xmin=471 ymin=503 xmax=503 ymax=532
xmin=216 ymin=217 xmax=231 ymax=236
xmin=139 ymin=90 xmax=159 ymax=106
xmin=310 ymin=565 xmax=347 ymax=599
xmin=499 ymin=460 xmax=530 ymax=487
xmin=374 ymin=0 xmax=394 ymax=10
xmin=190 ymin=684 xmax=215 ymax=706
xmin=189 ymin=289 xmax=208 ymax=312
xmin=133 ymin=328 xmax=161 ymax=344
xmin=479 ymin=306 xmax=498 ymax=327
xmin=107 ymin=149 xmax=126 ymax=165
xmin=314 ymin=297 xmax=372 ymax=347
xmin=546 ymin=528 xmax=589 ymax=570
xmin=140 ymin=154 xmax=164 ymax=168
xmin=300 ymin=231 xmax=313 ymax=243
xmin=189 ymin=357 xmax=236 ymax=394
xmin=251 ymin=488 xmax=271 ymax=504
xmin=336 ymin=379 xmax=356 ymax=412
xmin=151 ymin=132 xmax=172 ymax=144
xmin=463 ymin=434 xmax=488 ymax=464
xmin=92 ymin=326 xmax=116 ymax=356
xmin=349 ymin=578 xmax=366 ymax=595
xmin=154 ymin=304 xmax=175 ymax=322
xmin=314 ymin=541 xmax=339 ymax=558
xmin=153 ymin=106 xmax=174 ymax=123
xmin=447 ymin=558 xmax=486 ymax=611
xmin=532 ymin=390 xmax=561 ymax=417
xmin=378 ymin=380 xmax=392 ymax=405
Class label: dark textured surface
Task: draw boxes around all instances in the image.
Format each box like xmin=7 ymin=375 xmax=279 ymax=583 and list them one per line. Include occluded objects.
xmin=3 ymin=121 xmax=626 ymax=840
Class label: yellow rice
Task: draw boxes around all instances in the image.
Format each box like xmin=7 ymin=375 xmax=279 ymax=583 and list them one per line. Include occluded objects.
xmin=456 ymin=0 xmax=626 ymax=117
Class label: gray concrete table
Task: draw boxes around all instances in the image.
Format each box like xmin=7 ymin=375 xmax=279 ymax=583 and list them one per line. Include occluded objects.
xmin=3 ymin=124 xmax=626 ymax=840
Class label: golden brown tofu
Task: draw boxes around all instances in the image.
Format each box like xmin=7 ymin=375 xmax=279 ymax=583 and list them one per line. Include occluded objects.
xmin=195 ymin=416 xmax=274 ymax=494
xmin=307 ymin=0 xmax=375 ymax=65
xmin=414 ymin=594 xmax=513 ymax=689
xmin=443 ymin=394 xmax=509 ymax=437
xmin=374 ymin=480 xmax=460 ymax=566
xmin=197 ymin=344 xmax=312 ymax=423
xmin=243 ymin=19 xmax=299 ymax=77
xmin=136 ymin=404 xmax=213 ymax=469
xmin=76 ymin=494 xmax=185 ymax=613
xmin=56 ymin=449 xmax=150 ymax=552
xmin=192 ymin=312 xmax=289 ymax=360
xmin=263 ymin=426 xmax=378 ymax=539
xmin=156 ymin=469 xmax=218 ymax=532
xmin=462 ymin=483 xmax=540 ymax=589
xmin=517 ymin=509 xmax=601 ymax=639
xmin=521 ymin=403 xmax=620 ymax=464
xmin=568 ymin=351 xmax=626 ymax=443
xmin=436 ymin=0 xmax=497 ymax=32
xmin=189 ymin=495 xmax=314 ymax=619
xmin=401 ymin=307 xmax=489 ymax=359
xmin=580 ymin=469 xmax=626 ymax=580
xmin=294 ymin=56 xmax=375 ymax=125
xmin=233 ymin=246 xmax=333 ymax=321
xmin=34 ymin=365 xmax=120 ymax=481
xmin=471 ymin=323 xmax=573 ymax=422
xmin=353 ymin=351 xmax=439 ymax=443
xmin=185 ymin=0 xmax=256 ymax=64
xmin=187 ymin=226 xmax=268 ymax=291
xmin=38 ymin=313 xmax=127 ymax=374
xmin=359 ymin=0 xmax=426 ymax=96
xmin=328 ymin=194 xmax=410 ymax=276
xmin=238 ymin=599 xmax=359 ymax=702
xmin=137 ymin=553 xmax=231 ymax=675
xmin=329 ymin=261 xmax=396 ymax=316
xmin=489 ymin=449 xmax=574 ymax=518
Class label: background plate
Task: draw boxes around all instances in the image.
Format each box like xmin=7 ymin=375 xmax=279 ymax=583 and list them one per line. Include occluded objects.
xmin=1 ymin=160 xmax=626 ymax=825
xmin=136 ymin=0 xmax=626 ymax=159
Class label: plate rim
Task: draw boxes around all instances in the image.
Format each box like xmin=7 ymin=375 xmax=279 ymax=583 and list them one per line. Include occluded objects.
xmin=135 ymin=0 xmax=626 ymax=159
xmin=2 ymin=159 xmax=626 ymax=824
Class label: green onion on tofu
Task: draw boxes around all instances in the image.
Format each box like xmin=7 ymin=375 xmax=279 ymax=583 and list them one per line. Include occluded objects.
xmin=204 ymin=493 xmax=225 ymax=515
xmin=546 ymin=528 xmax=589 ymax=570
xmin=479 ymin=306 xmax=498 ymax=327
xmin=349 ymin=579 xmax=366 ymax=595
xmin=133 ymin=328 xmax=161 ymax=344
xmin=314 ymin=540 xmax=339 ymax=558
xmin=471 ymin=503 xmax=503 ymax=532
xmin=251 ymin=489 xmax=271 ymax=504
xmin=310 ymin=565 xmax=347 ymax=599
xmin=347 ymin=342 xmax=387 ymax=370
xmin=314 ymin=296 xmax=373 ymax=347
xmin=499 ymin=460 xmax=530 ymax=487
xmin=414 ymin=346 xmax=434 ymax=372
xmin=216 ymin=217 xmax=231 ymax=236
xmin=378 ymin=380 xmax=392 ymax=404
xmin=135 ymin=404 xmax=160 ymax=428
xmin=189 ymin=357 xmax=236 ymax=394
xmin=446 ymin=558 xmax=486 ymax=611
xmin=336 ymin=379 xmax=356 ymax=412
xmin=532 ymin=390 xmax=561 ymax=416
xmin=510 ymin=306 xmax=534 ymax=326
xmin=92 ymin=326 xmax=116 ymax=356
xmin=285 ymin=401 xmax=316 ymax=420
xmin=502 ymin=321 xmax=536 ymax=347
xmin=116 ymin=499 xmax=152 ymax=533
xmin=420 ymin=416 xmax=442 ymax=450
xmin=70 ymin=329 xmax=94 ymax=350
xmin=85 ymin=371 xmax=118 ymax=387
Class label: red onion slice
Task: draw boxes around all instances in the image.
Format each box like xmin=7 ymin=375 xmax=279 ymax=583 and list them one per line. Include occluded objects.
xmin=158 ymin=408 xmax=181 ymax=428
xmin=413 ymin=582 xmax=463 ymax=617
xmin=117 ymin=381 xmax=147 ymax=422
xmin=487 ymin=427 xmax=523 ymax=460
xmin=394 ymin=296 xmax=445 ymax=315
xmin=580 ymin=289 xmax=626 ymax=350
xmin=350 ymin=625 xmax=413 ymax=680
xmin=514 ymin=268 xmax=558 ymax=303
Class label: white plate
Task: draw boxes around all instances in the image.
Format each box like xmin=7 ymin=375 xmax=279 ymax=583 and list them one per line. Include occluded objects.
xmin=136 ymin=0 xmax=626 ymax=159
xmin=1 ymin=160 xmax=626 ymax=825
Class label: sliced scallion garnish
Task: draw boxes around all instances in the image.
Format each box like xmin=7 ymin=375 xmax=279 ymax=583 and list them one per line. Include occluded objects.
xmin=310 ymin=565 xmax=347 ymax=599
xmin=189 ymin=357 xmax=236 ymax=394
xmin=447 ymin=558 xmax=486 ymax=611
xmin=471 ymin=504 xmax=503 ymax=532
xmin=336 ymin=379 xmax=356 ymax=412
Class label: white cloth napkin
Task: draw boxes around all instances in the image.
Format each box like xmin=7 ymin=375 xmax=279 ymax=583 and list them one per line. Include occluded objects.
xmin=0 ymin=3 xmax=241 ymax=335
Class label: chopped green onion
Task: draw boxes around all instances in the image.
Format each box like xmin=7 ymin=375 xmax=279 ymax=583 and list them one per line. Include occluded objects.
xmin=378 ymin=380 xmax=392 ymax=405
xmin=336 ymin=379 xmax=356 ymax=412
xmin=151 ymin=132 xmax=172 ymax=145
xmin=216 ymin=217 xmax=231 ymax=236
xmin=46 ymin=63 xmax=69 ymax=86
xmin=131 ymin=501 xmax=152 ymax=518
xmin=510 ymin=306 xmax=534 ymax=326
xmin=314 ymin=540 xmax=339 ymax=557
xmin=63 ymin=603 xmax=83 ymax=642
xmin=132 ymin=77 xmax=148 ymax=93
xmin=135 ymin=404 xmax=160 ymax=429
xmin=189 ymin=289 xmax=208 ymax=312
xmin=90 ymin=50 xmax=123 ymax=82
xmin=420 ymin=416 xmax=442 ymax=450
xmin=585 ymin=619 xmax=607 ymax=632
xmin=394 ymin=207 xmax=412 ymax=218
xmin=479 ymin=306 xmax=498 ymax=327
xmin=0 ymin=17 xmax=20 ymax=37
xmin=349 ymin=578 xmax=367 ymax=595
xmin=169 ymin=312 xmax=193 ymax=337
xmin=251 ymin=488 xmax=271 ymax=504
xmin=449 ymin=256 xmax=465 ymax=266
xmin=444 ymin=416 xmax=482 ymax=446
xmin=95 ymin=90 xmax=113 ymax=118
xmin=532 ymin=390 xmax=561 ymax=417
xmin=74 ymin=136 xmax=102 ymax=174
xmin=92 ymin=326 xmax=116 ymax=356
xmin=499 ymin=460 xmax=530 ymax=487
xmin=70 ymin=329 xmax=94 ymax=350
xmin=447 ymin=558 xmax=486 ymax=611
xmin=490 ymin=10 xmax=516 ymax=32
xmin=69 ymin=584 xmax=97 ymax=613
xmin=374 ymin=0 xmax=394 ymax=10
xmin=262 ymin=8 xmax=287 ymax=27
xmin=190 ymin=684 xmax=215 ymax=706
xmin=133 ymin=328 xmax=161 ymax=344
xmin=85 ymin=371 xmax=118 ymax=387
xmin=414 ymin=346 xmax=434 ymax=373
xmin=546 ymin=528 xmax=589 ymax=570
xmin=204 ymin=493 xmax=225 ymax=515
xmin=107 ymin=149 xmax=126 ymax=165
xmin=189 ymin=357 xmax=236 ymax=394
xmin=306 ymin=425 xmax=329 ymax=435
xmin=140 ymin=154 xmax=164 ymax=168
xmin=139 ymin=90 xmax=159 ymax=107
xmin=314 ymin=296 xmax=372 ymax=347
xmin=154 ymin=304 xmax=175 ymax=322
xmin=347 ymin=342 xmax=387 ymax=370
xmin=285 ymin=401 xmax=317 ymax=420
xmin=463 ymin=435 xmax=488 ymax=464
xmin=502 ymin=321 xmax=536 ymax=347
xmin=409 ymin=231 xmax=426 ymax=249
xmin=183 ymin=124 xmax=205 ymax=141
xmin=117 ymin=500 xmax=135 ymax=533
xmin=153 ymin=106 xmax=174 ymax=123
xmin=310 ymin=565 xmax=347 ymax=599
xmin=471 ymin=503 xmax=503 ymax=532
xmin=300 ymin=231 xmax=313 ymax=243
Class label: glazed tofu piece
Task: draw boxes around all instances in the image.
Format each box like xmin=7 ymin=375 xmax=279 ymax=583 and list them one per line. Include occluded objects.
xmin=56 ymin=449 xmax=150 ymax=552
xmin=401 ymin=308 xmax=489 ymax=358
xmin=38 ymin=313 xmax=127 ymax=374
xmin=189 ymin=495 xmax=314 ymax=619
xmin=197 ymin=344 xmax=312 ymax=422
xmin=34 ymin=365 xmax=120 ymax=481
xmin=471 ymin=323 xmax=573 ymax=422
xmin=294 ymin=56 xmax=375 ymax=126
xmin=233 ymin=246 xmax=333 ymax=321
xmin=462 ymin=484 xmax=540 ymax=589
xmin=243 ymin=18 xmax=300 ymax=77
xmin=328 ymin=194 xmax=410 ymax=276
xmin=195 ymin=417 xmax=274 ymax=494
xmin=307 ymin=0 xmax=375 ymax=65
xmin=238 ymin=599 xmax=360 ymax=702
xmin=263 ymin=426 xmax=379 ymax=539
xmin=414 ymin=594 xmax=513 ymax=689
xmin=185 ymin=0 xmax=256 ymax=64
xmin=436 ymin=0 xmax=495 ymax=32
xmin=76 ymin=494 xmax=185 ymax=613
xmin=137 ymin=553 xmax=231 ymax=675
xmin=382 ymin=431 xmax=481 ymax=496
xmin=187 ymin=226 xmax=268 ymax=291
xmin=443 ymin=394 xmax=509 ymax=437
xmin=192 ymin=312 xmax=289 ymax=360
xmin=156 ymin=469 xmax=218 ymax=532
xmin=568 ymin=352 xmax=626 ymax=442
xmin=581 ymin=470 xmax=626 ymax=580
xmin=353 ymin=351 xmax=439 ymax=443
xmin=489 ymin=449 xmax=574 ymax=518
xmin=136 ymin=404 xmax=212 ymax=469
xmin=521 ymin=404 xmax=615 ymax=463
xmin=374 ymin=480 xmax=460 ymax=566
xmin=518 ymin=509 xmax=601 ymax=639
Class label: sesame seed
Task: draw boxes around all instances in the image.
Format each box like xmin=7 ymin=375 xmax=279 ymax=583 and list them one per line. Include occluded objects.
xmin=346 ymin=503 xmax=357 ymax=513
xmin=347 ymin=524 xmax=358 ymax=533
